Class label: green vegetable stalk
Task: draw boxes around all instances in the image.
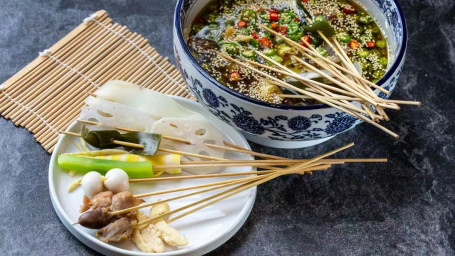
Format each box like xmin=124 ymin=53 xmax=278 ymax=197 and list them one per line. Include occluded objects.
xmin=57 ymin=155 xmax=154 ymax=178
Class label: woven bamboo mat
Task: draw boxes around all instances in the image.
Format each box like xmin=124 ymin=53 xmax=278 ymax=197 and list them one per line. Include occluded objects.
xmin=0 ymin=10 xmax=193 ymax=153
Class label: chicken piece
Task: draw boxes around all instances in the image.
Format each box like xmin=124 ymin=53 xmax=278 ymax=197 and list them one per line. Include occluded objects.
xmin=141 ymin=226 xmax=166 ymax=252
xmin=96 ymin=217 xmax=136 ymax=243
xmin=132 ymin=228 xmax=154 ymax=253
xmin=80 ymin=195 xmax=91 ymax=213
xmin=91 ymin=191 xmax=113 ymax=209
xmin=78 ymin=206 xmax=113 ymax=229
xmin=133 ymin=212 xmax=166 ymax=253
xmin=132 ymin=225 xmax=166 ymax=253
xmin=110 ymin=191 xmax=145 ymax=212
xmin=154 ymin=220 xmax=188 ymax=246
xmin=150 ymin=202 xmax=188 ymax=246
xmin=136 ymin=211 xmax=150 ymax=230
xmin=150 ymin=202 xmax=170 ymax=221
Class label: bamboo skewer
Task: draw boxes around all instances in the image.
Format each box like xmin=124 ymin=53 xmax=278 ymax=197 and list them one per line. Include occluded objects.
xmin=60 ymin=131 xmax=226 ymax=161
xmin=137 ymin=143 xmax=353 ymax=226
xmin=1 ymin=11 xmax=192 ymax=152
xmin=278 ymin=94 xmax=421 ymax=105
xmin=245 ymin=59 xmax=383 ymax=119
xmin=217 ymin=51 xmax=399 ymax=138
xmin=76 ymin=119 xmax=192 ymax=145
xmin=260 ymin=24 xmax=389 ymax=94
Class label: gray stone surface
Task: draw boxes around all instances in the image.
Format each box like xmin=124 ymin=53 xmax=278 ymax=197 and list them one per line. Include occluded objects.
xmin=0 ymin=0 xmax=454 ymax=255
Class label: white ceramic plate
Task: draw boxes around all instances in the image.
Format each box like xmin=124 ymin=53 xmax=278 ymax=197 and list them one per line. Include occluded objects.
xmin=49 ymin=96 xmax=256 ymax=256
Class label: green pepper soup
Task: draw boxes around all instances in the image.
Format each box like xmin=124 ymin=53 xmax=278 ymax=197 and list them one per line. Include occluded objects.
xmin=186 ymin=0 xmax=389 ymax=106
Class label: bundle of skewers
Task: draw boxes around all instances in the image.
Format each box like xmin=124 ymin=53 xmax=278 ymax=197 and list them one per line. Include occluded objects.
xmin=66 ymin=128 xmax=385 ymax=252
xmin=216 ymin=19 xmax=420 ymax=138
xmin=56 ymin=80 xmax=390 ymax=252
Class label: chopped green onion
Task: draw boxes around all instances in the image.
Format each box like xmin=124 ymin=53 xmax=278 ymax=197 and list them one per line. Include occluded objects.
xmin=379 ymin=57 xmax=388 ymax=66
xmin=376 ymin=40 xmax=386 ymax=48
xmin=317 ymin=47 xmax=328 ymax=57
xmin=276 ymin=44 xmax=293 ymax=56
xmin=357 ymin=49 xmax=370 ymax=57
xmin=337 ymin=33 xmax=351 ymax=43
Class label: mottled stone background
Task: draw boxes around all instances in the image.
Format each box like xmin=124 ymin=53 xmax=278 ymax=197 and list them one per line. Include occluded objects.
xmin=0 ymin=0 xmax=454 ymax=255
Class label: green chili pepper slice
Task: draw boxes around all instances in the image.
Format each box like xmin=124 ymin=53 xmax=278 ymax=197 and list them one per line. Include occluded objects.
xmin=220 ymin=42 xmax=240 ymax=54
xmin=289 ymin=30 xmax=304 ymax=41
xmin=241 ymin=9 xmax=257 ymax=23
xmin=241 ymin=50 xmax=255 ymax=58
xmin=250 ymin=38 xmax=259 ymax=48
xmin=337 ymin=33 xmax=351 ymax=43
xmin=280 ymin=11 xmax=296 ymax=23
xmin=287 ymin=22 xmax=300 ymax=35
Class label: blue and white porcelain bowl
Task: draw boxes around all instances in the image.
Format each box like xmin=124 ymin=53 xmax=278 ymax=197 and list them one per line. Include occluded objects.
xmin=173 ymin=0 xmax=407 ymax=148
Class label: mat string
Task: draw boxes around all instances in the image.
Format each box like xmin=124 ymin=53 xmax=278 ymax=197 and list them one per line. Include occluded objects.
xmin=1 ymin=90 xmax=60 ymax=135
xmin=84 ymin=12 xmax=188 ymax=93
xmin=39 ymin=49 xmax=100 ymax=89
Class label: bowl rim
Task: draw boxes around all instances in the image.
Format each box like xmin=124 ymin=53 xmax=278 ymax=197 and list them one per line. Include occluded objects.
xmin=174 ymin=0 xmax=407 ymax=111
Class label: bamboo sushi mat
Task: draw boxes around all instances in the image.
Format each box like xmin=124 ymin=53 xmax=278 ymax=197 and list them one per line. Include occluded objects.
xmin=0 ymin=10 xmax=193 ymax=153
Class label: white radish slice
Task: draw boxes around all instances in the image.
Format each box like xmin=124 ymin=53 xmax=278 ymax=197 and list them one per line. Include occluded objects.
xmin=81 ymin=172 xmax=104 ymax=198
xmin=95 ymin=80 xmax=204 ymax=120
xmin=104 ymin=168 xmax=130 ymax=193
xmin=151 ymin=118 xmax=225 ymax=174
xmin=81 ymin=97 xmax=157 ymax=132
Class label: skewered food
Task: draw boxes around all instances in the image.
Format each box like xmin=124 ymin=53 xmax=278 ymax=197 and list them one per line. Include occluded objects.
xmin=81 ymin=171 xmax=104 ymax=198
xmin=96 ymin=217 xmax=136 ymax=243
xmin=104 ymin=168 xmax=130 ymax=193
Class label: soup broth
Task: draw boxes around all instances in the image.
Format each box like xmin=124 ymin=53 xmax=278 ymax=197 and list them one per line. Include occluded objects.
xmin=187 ymin=0 xmax=389 ymax=106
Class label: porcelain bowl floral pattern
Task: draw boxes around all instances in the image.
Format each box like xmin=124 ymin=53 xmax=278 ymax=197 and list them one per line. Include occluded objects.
xmin=173 ymin=0 xmax=407 ymax=148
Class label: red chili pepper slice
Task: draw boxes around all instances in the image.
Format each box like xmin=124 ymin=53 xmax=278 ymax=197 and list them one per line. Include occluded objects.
xmin=251 ymin=32 xmax=259 ymax=39
xmin=300 ymin=35 xmax=311 ymax=47
xmin=349 ymin=39 xmax=361 ymax=49
xmin=228 ymin=70 xmax=241 ymax=82
xmin=268 ymin=8 xmax=279 ymax=14
xmin=302 ymin=0 xmax=308 ymax=2
xmin=342 ymin=5 xmax=356 ymax=14
xmin=270 ymin=12 xmax=279 ymax=21
xmin=277 ymin=26 xmax=287 ymax=35
xmin=295 ymin=17 xmax=300 ymax=22
xmin=258 ymin=37 xmax=272 ymax=48
xmin=366 ymin=41 xmax=376 ymax=48
xmin=237 ymin=20 xmax=247 ymax=28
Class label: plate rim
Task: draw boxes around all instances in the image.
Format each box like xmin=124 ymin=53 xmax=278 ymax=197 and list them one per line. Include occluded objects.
xmin=48 ymin=95 xmax=257 ymax=256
